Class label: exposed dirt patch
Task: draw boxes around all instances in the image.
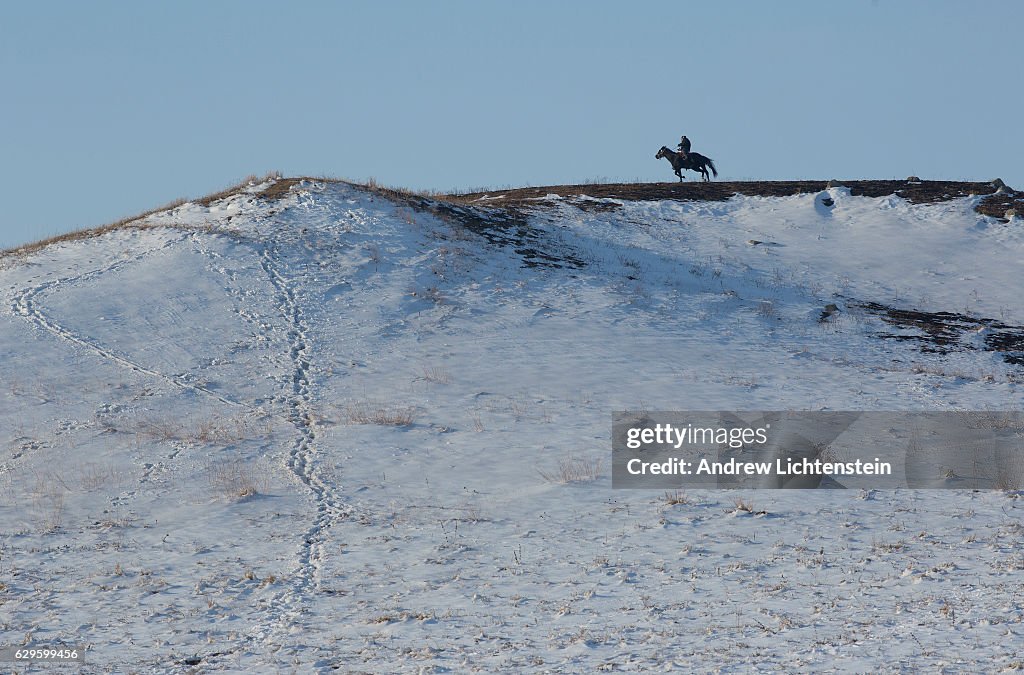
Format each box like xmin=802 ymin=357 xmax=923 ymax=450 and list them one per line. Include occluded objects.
xmin=424 ymin=202 xmax=586 ymax=269
xmin=566 ymin=198 xmax=624 ymax=213
xmin=256 ymin=178 xmax=304 ymax=201
xmin=975 ymin=190 xmax=1024 ymax=220
xmin=358 ymin=185 xmax=585 ymax=269
xmin=183 ymin=173 xmax=285 ymax=207
xmin=857 ymin=301 xmax=1024 ymax=366
xmin=430 ymin=202 xmax=585 ymax=269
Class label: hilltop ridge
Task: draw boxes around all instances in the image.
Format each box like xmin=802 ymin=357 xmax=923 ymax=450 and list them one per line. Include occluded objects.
xmin=448 ymin=179 xmax=1024 ymax=229
xmin=4 ymin=176 xmax=1018 ymax=260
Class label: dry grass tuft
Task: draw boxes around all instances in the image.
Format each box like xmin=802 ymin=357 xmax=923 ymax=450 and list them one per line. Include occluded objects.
xmin=731 ymin=497 xmax=767 ymax=515
xmin=30 ymin=481 xmax=66 ymax=532
xmin=207 ymin=459 xmax=266 ymax=500
xmin=539 ymin=453 xmax=605 ymax=483
xmin=79 ymin=462 xmax=122 ymax=492
xmin=662 ymin=490 xmax=691 ymax=506
xmin=135 ymin=413 xmax=275 ymax=446
xmin=420 ymin=366 xmax=452 ymax=385
xmin=345 ymin=403 xmax=417 ymax=427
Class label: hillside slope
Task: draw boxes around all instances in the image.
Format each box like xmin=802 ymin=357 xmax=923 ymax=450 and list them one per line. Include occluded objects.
xmin=1 ymin=178 xmax=1023 ymax=672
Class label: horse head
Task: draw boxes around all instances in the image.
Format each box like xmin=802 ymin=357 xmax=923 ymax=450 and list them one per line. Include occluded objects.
xmin=655 ymin=146 xmax=670 ymax=159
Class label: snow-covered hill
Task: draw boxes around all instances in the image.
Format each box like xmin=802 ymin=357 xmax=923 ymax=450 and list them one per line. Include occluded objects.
xmin=1 ymin=177 xmax=1023 ymax=672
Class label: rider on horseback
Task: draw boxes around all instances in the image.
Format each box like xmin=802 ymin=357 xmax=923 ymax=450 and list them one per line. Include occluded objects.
xmin=656 ymin=139 xmax=718 ymax=182
xmin=677 ymin=135 xmax=691 ymax=159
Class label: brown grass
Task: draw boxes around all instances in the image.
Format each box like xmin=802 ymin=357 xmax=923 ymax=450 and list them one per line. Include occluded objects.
xmin=0 ymin=197 xmax=188 ymax=260
xmin=733 ymin=497 xmax=756 ymax=513
xmin=256 ymin=177 xmax=303 ymax=201
xmin=732 ymin=497 xmax=767 ymax=515
xmin=345 ymin=402 xmax=417 ymax=427
xmin=134 ymin=413 xmax=275 ymax=446
xmin=538 ymin=453 xmax=605 ymax=483
xmin=192 ymin=171 xmax=283 ymax=207
xmin=206 ymin=458 xmax=267 ymax=499
xmin=443 ymin=179 xmax=1002 ymax=207
xmin=662 ymin=490 xmax=691 ymax=506
xmin=0 ymin=171 xmax=284 ymax=262
xmin=420 ymin=366 xmax=452 ymax=385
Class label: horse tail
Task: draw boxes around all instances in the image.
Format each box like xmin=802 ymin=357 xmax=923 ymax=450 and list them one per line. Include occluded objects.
xmin=707 ymin=157 xmax=718 ymax=178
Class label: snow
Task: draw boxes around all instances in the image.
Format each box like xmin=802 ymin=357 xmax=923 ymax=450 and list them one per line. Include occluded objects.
xmin=1 ymin=178 xmax=1023 ymax=672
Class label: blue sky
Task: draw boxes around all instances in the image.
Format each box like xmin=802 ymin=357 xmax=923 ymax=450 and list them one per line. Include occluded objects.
xmin=2 ymin=0 xmax=1021 ymax=248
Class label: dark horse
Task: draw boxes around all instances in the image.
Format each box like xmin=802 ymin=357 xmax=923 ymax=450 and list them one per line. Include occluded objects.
xmin=655 ymin=146 xmax=718 ymax=182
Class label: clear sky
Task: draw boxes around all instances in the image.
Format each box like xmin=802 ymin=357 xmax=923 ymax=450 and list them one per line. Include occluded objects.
xmin=2 ymin=0 xmax=1021 ymax=248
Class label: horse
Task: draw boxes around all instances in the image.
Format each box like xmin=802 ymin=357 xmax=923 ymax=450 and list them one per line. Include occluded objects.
xmin=655 ymin=146 xmax=718 ymax=182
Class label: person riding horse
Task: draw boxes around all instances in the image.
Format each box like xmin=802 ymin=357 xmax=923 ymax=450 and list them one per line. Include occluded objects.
xmin=677 ymin=135 xmax=691 ymax=159
xmin=655 ymin=142 xmax=717 ymax=182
